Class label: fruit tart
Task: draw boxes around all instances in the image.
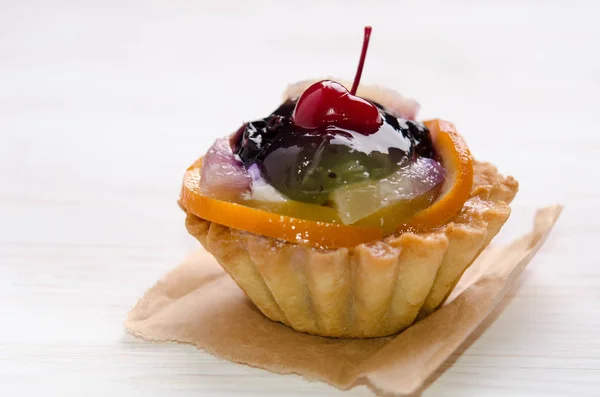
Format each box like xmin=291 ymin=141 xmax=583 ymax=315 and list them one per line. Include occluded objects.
xmin=180 ymin=27 xmax=518 ymax=338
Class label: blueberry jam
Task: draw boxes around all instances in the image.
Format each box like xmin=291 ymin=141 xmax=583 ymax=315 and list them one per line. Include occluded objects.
xmin=230 ymin=97 xmax=437 ymax=205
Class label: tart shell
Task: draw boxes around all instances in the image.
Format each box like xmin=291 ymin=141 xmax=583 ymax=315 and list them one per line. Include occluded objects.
xmin=184 ymin=160 xmax=517 ymax=338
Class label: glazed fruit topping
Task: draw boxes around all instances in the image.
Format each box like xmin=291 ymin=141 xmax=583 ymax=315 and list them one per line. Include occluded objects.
xmin=183 ymin=119 xmax=473 ymax=247
xmin=228 ymin=27 xmax=439 ymax=205
xmin=230 ymin=95 xmax=437 ymax=205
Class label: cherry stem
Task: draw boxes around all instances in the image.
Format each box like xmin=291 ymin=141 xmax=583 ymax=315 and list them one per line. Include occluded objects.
xmin=350 ymin=26 xmax=372 ymax=95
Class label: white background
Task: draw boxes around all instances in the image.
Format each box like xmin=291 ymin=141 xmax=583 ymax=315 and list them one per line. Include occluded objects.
xmin=1 ymin=1 xmax=599 ymax=396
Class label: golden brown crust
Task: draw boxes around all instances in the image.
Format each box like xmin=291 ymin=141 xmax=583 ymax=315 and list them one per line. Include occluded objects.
xmin=184 ymin=160 xmax=517 ymax=338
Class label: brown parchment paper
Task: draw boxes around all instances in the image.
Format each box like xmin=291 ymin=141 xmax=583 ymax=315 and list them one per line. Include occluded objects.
xmin=126 ymin=205 xmax=562 ymax=396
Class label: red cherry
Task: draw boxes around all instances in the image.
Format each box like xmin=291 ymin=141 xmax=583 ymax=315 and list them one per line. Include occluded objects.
xmin=292 ymin=80 xmax=382 ymax=133
xmin=291 ymin=27 xmax=381 ymax=135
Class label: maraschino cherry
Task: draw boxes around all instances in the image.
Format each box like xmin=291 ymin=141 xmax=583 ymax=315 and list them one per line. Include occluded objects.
xmin=292 ymin=26 xmax=382 ymax=134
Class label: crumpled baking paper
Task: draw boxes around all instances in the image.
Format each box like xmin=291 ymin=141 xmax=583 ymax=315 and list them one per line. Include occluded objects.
xmin=126 ymin=205 xmax=562 ymax=396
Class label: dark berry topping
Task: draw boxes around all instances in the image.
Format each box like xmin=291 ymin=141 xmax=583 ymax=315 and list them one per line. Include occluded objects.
xmin=230 ymin=98 xmax=436 ymax=205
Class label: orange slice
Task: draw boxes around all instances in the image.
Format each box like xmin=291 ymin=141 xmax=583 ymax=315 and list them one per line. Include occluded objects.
xmin=181 ymin=162 xmax=384 ymax=248
xmin=180 ymin=118 xmax=473 ymax=248
xmin=398 ymin=119 xmax=474 ymax=233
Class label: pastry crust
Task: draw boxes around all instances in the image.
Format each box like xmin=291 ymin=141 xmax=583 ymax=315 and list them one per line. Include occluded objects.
xmin=184 ymin=160 xmax=517 ymax=338
xmin=182 ymin=83 xmax=519 ymax=338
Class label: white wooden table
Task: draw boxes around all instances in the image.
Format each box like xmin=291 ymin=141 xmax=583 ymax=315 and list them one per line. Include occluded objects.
xmin=1 ymin=1 xmax=599 ymax=396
